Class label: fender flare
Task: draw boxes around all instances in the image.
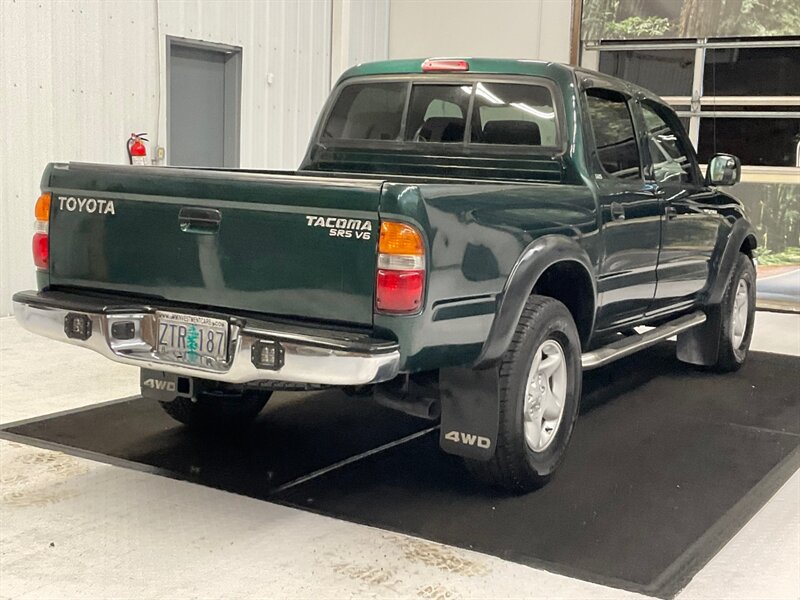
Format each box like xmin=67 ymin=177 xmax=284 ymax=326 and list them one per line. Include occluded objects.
xmin=473 ymin=235 xmax=596 ymax=369
xmin=705 ymin=219 xmax=757 ymax=306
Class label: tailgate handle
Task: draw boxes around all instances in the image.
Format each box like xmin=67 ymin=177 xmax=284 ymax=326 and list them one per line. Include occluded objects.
xmin=179 ymin=207 xmax=221 ymax=234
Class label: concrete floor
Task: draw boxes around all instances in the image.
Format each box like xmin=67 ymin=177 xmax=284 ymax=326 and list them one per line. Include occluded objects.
xmin=0 ymin=312 xmax=798 ymax=599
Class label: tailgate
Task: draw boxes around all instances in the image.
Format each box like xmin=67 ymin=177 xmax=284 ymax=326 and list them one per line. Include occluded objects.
xmin=46 ymin=163 xmax=382 ymax=326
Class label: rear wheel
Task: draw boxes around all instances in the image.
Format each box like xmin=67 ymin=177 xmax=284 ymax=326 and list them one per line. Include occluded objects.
xmin=159 ymin=389 xmax=271 ymax=430
xmin=465 ymin=296 xmax=582 ymax=493
xmin=710 ymin=253 xmax=756 ymax=372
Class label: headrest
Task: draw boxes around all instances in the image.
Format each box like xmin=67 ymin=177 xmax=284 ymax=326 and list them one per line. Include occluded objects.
xmin=419 ymin=116 xmax=465 ymax=142
xmin=482 ymin=120 xmax=541 ymax=145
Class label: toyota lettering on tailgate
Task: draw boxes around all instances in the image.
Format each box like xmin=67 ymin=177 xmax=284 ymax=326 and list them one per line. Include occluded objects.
xmin=58 ymin=195 xmax=116 ymax=215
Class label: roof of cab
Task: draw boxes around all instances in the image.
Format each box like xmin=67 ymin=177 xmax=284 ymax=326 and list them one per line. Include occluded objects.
xmin=338 ymin=58 xmax=575 ymax=82
xmin=337 ymin=58 xmax=666 ymax=105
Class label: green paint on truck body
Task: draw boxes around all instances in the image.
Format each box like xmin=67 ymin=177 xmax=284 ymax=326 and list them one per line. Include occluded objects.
xmin=34 ymin=59 xmax=752 ymax=373
xmin=46 ymin=165 xmax=382 ymax=327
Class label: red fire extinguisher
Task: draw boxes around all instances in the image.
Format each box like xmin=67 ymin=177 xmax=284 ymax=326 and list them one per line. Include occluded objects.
xmin=127 ymin=133 xmax=148 ymax=166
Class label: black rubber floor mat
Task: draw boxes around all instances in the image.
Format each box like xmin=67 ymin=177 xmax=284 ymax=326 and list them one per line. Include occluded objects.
xmin=2 ymin=344 xmax=798 ymax=598
xmin=0 ymin=390 xmax=433 ymax=495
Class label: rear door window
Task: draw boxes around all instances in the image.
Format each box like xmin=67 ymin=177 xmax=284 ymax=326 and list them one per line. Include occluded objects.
xmin=322 ymin=82 xmax=407 ymax=141
xmin=472 ymin=82 xmax=557 ymax=146
xmin=405 ymin=84 xmax=472 ymax=143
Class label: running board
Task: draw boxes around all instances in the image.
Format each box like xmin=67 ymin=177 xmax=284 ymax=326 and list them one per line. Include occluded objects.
xmin=581 ymin=311 xmax=707 ymax=370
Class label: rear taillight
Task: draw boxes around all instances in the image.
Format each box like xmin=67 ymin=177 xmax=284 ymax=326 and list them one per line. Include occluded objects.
xmin=33 ymin=193 xmax=51 ymax=270
xmin=32 ymin=232 xmax=49 ymax=269
xmin=376 ymin=221 xmax=425 ymax=314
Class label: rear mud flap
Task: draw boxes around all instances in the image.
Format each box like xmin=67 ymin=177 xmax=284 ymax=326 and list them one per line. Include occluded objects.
xmin=439 ymin=366 xmax=500 ymax=461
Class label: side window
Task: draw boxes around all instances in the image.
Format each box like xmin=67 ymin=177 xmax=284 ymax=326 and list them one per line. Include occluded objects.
xmin=471 ymin=83 xmax=557 ymax=146
xmin=641 ymin=102 xmax=697 ymax=185
xmin=585 ymin=88 xmax=642 ymax=179
xmin=405 ymin=84 xmax=472 ymax=143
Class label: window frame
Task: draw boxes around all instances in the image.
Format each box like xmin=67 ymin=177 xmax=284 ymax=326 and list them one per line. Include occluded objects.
xmin=314 ymin=74 xmax=568 ymax=157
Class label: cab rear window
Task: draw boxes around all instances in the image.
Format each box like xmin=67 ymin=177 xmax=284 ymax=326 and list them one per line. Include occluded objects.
xmin=322 ymin=82 xmax=406 ymax=141
xmin=472 ymin=83 xmax=557 ymax=146
xmin=405 ymin=85 xmax=471 ymax=143
xmin=322 ymin=79 xmax=558 ymax=148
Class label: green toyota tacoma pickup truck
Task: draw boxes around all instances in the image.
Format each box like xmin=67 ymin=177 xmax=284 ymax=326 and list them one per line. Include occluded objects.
xmin=14 ymin=58 xmax=757 ymax=492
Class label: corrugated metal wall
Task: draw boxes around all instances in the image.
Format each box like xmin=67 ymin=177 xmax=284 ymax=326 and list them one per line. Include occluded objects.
xmin=157 ymin=0 xmax=332 ymax=170
xmin=347 ymin=0 xmax=390 ymax=68
xmin=332 ymin=0 xmax=390 ymax=81
xmin=0 ymin=0 xmax=389 ymax=317
xmin=1 ymin=0 xmax=161 ymax=317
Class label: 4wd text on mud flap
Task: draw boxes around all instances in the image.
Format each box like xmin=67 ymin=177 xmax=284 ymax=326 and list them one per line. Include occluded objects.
xmin=445 ymin=430 xmax=492 ymax=449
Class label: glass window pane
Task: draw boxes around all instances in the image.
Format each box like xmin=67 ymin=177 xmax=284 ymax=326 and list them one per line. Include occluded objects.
xmin=471 ymin=82 xmax=557 ymax=146
xmin=405 ymin=85 xmax=472 ymax=143
xmin=322 ymin=82 xmax=406 ymax=141
xmin=641 ymin=102 xmax=696 ymax=183
xmin=697 ymin=117 xmax=800 ymax=166
xmin=585 ymin=88 xmax=642 ymax=179
xmin=704 ymin=47 xmax=800 ymax=96
xmin=598 ymin=49 xmax=694 ymax=96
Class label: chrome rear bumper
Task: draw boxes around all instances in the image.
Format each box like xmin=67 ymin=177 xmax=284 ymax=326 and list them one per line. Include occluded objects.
xmin=12 ymin=291 xmax=400 ymax=386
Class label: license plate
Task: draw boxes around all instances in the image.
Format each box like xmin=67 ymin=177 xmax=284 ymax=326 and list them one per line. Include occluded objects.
xmin=155 ymin=311 xmax=229 ymax=366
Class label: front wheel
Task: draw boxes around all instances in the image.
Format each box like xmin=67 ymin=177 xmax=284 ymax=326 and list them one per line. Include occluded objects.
xmin=710 ymin=253 xmax=757 ymax=372
xmin=465 ymin=296 xmax=582 ymax=493
xmin=159 ymin=389 xmax=271 ymax=430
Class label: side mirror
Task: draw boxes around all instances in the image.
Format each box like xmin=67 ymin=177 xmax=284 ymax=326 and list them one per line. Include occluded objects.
xmin=705 ymin=153 xmax=741 ymax=187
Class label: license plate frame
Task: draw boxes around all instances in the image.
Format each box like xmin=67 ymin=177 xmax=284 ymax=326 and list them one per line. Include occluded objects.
xmin=155 ymin=311 xmax=230 ymax=367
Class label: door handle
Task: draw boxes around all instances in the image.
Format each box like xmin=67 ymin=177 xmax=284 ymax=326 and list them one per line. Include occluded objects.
xmin=665 ymin=205 xmax=678 ymax=220
xmin=610 ymin=202 xmax=625 ymax=221
xmin=179 ymin=207 xmax=221 ymax=234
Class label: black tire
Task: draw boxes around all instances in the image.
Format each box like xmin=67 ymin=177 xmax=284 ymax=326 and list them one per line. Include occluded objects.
xmin=710 ymin=253 xmax=757 ymax=372
xmin=159 ymin=389 xmax=271 ymax=430
xmin=465 ymin=296 xmax=582 ymax=493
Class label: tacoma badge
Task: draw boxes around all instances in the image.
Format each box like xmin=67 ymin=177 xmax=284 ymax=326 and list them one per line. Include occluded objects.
xmin=305 ymin=214 xmax=372 ymax=239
